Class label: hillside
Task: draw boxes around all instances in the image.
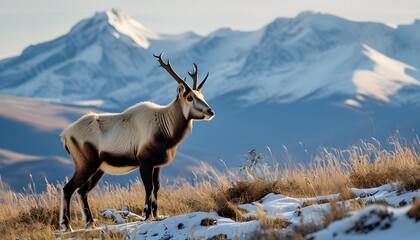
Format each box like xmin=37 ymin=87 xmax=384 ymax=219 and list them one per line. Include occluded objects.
xmin=0 ymin=137 xmax=419 ymax=239
xmin=60 ymin=185 xmax=420 ymax=240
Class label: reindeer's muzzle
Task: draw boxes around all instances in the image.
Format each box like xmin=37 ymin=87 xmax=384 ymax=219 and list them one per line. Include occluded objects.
xmin=204 ymin=108 xmax=215 ymax=120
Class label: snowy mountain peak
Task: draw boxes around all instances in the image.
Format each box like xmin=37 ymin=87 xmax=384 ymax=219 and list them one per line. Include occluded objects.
xmin=265 ymin=11 xmax=357 ymax=43
xmin=69 ymin=9 xmax=158 ymax=49
xmin=295 ymin=10 xmax=329 ymax=20
xmin=105 ymin=8 xmax=126 ymax=19
xmin=208 ymin=27 xmax=235 ymax=37
xmin=104 ymin=9 xmax=159 ymax=48
xmin=293 ymin=11 xmax=357 ymax=32
xmin=69 ymin=11 xmax=109 ymax=35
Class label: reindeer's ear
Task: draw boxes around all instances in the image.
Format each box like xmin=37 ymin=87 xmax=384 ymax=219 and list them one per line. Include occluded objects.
xmin=177 ymin=83 xmax=186 ymax=96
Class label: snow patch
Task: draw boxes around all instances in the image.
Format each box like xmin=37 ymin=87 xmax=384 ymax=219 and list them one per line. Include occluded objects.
xmin=352 ymin=44 xmax=420 ymax=103
xmin=344 ymin=98 xmax=362 ymax=108
xmin=308 ymin=205 xmax=419 ymax=240
xmin=105 ymin=9 xmax=159 ymax=49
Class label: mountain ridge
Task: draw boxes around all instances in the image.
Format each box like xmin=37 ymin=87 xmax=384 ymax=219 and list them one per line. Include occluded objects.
xmin=1 ymin=10 xmax=420 ymax=109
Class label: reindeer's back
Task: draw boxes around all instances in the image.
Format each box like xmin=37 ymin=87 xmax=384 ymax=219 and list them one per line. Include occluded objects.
xmin=62 ymin=113 xmax=103 ymax=141
xmin=61 ymin=103 xmax=159 ymax=156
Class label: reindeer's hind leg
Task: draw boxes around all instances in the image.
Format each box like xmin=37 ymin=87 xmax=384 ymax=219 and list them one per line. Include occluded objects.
xmin=60 ymin=141 xmax=101 ymax=231
xmin=61 ymin=166 xmax=99 ymax=231
xmin=76 ymin=169 xmax=104 ymax=228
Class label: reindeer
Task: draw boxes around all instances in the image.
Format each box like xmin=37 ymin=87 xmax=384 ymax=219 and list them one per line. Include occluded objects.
xmin=59 ymin=53 xmax=215 ymax=231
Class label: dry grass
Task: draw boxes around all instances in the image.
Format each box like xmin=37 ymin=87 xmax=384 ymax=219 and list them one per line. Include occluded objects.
xmin=255 ymin=203 xmax=290 ymax=230
xmin=0 ymin=135 xmax=419 ymax=239
xmin=248 ymin=203 xmax=291 ymax=240
xmin=407 ymin=197 xmax=420 ymax=221
xmin=348 ymin=138 xmax=420 ymax=189
xmin=323 ymin=201 xmax=350 ymax=227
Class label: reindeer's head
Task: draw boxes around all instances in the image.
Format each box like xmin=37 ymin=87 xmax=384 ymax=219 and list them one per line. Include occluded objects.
xmin=154 ymin=53 xmax=215 ymax=121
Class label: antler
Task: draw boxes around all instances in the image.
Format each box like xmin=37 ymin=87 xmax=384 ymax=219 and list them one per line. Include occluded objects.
xmin=154 ymin=53 xmax=192 ymax=92
xmin=197 ymin=72 xmax=209 ymax=91
xmin=188 ymin=63 xmax=209 ymax=91
xmin=188 ymin=63 xmax=198 ymax=90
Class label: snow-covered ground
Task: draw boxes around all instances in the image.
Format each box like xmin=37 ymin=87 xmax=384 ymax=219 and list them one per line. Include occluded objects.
xmin=55 ymin=183 xmax=420 ymax=239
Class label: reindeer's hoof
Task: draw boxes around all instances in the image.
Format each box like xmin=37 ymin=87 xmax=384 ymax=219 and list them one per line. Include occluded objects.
xmin=85 ymin=220 xmax=96 ymax=229
xmin=60 ymin=223 xmax=73 ymax=232
xmin=155 ymin=215 xmax=167 ymax=221
xmin=144 ymin=214 xmax=152 ymax=221
xmin=143 ymin=206 xmax=152 ymax=221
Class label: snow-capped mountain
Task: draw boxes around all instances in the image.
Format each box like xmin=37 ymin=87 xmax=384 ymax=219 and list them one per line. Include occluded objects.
xmin=1 ymin=9 xmax=420 ymax=191
xmin=0 ymin=9 xmax=200 ymax=107
xmin=1 ymin=9 xmax=420 ymax=108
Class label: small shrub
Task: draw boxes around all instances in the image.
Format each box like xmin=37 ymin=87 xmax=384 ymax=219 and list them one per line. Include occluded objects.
xmin=403 ymin=176 xmax=420 ymax=192
xmin=200 ymin=217 xmax=217 ymax=226
xmin=221 ymin=180 xmax=279 ymax=204
xmin=240 ymin=149 xmax=264 ymax=173
xmin=215 ymin=199 xmax=243 ymax=221
xmin=213 ymin=179 xmax=282 ymax=221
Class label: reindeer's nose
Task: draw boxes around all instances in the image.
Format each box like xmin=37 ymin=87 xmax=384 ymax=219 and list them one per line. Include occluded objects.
xmin=207 ymin=108 xmax=215 ymax=116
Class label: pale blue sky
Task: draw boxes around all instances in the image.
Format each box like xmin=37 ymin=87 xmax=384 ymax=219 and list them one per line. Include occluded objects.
xmin=0 ymin=0 xmax=419 ymax=58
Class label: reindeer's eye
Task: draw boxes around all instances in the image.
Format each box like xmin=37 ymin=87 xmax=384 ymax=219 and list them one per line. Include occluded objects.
xmin=187 ymin=96 xmax=193 ymax=102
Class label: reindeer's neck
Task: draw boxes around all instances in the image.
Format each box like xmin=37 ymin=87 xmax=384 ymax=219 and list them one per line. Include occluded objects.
xmin=157 ymin=100 xmax=192 ymax=146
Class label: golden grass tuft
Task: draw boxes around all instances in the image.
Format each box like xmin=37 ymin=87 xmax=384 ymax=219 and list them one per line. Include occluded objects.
xmin=348 ymin=139 xmax=420 ymax=189
xmin=323 ymin=201 xmax=350 ymax=227
xmin=247 ymin=203 xmax=291 ymax=240
xmin=255 ymin=203 xmax=290 ymax=230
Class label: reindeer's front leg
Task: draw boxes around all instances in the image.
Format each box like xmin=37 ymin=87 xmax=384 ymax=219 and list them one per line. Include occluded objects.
xmin=140 ymin=164 xmax=154 ymax=220
xmin=152 ymin=167 xmax=161 ymax=218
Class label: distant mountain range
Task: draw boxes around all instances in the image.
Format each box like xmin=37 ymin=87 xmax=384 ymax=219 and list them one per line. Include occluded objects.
xmin=1 ymin=9 xmax=419 ymax=191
